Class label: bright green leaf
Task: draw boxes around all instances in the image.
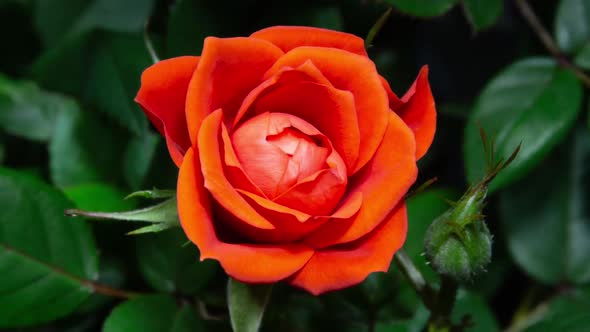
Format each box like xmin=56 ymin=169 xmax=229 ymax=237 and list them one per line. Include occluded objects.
xmin=464 ymin=57 xmax=582 ymax=192
xmin=135 ymin=228 xmax=217 ymax=294
xmin=462 ymin=0 xmax=503 ymax=31
xmin=384 ymin=0 xmax=458 ymax=17
xmin=555 ymin=0 xmax=590 ymax=54
xmin=228 ymin=278 xmax=273 ymax=332
xmin=0 ymin=75 xmax=64 ymax=141
xmin=500 ymin=127 xmax=590 ymax=284
xmin=64 ymin=183 xmax=135 ymax=212
xmin=102 ymin=295 xmax=206 ymax=332
xmin=0 ymin=168 xmax=98 ymax=327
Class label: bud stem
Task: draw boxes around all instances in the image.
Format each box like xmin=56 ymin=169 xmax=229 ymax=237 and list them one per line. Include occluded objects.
xmin=428 ymin=276 xmax=459 ymax=330
xmin=394 ymin=249 xmax=436 ymax=310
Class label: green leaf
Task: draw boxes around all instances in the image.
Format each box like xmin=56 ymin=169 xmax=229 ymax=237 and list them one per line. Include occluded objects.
xmin=124 ymin=132 xmax=159 ymax=190
xmin=32 ymin=30 xmax=152 ymax=136
xmin=66 ymin=197 xmax=178 ymax=224
xmin=135 ymin=228 xmax=217 ymax=294
xmin=462 ymin=0 xmax=503 ymax=31
xmin=0 ymin=74 xmax=63 ymax=141
xmin=34 ymin=0 xmax=156 ymax=46
xmin=464 ymin=57 xmax=582 ymax=192
xmin=574 ymin=43 xmax=590 ymax=69
xmin=64 ymin=183 xmax=136 ymax=212
xmin=0 ymin=168 xmax=98 ymax=327
xmin=49 ymin=101 xmax=126 ymax=188
xmin=523 ymin=289 xmax=590 ymax=332
xmin=555 ymin=0 xmax=590 ymax=54
xmin=102 ymin=295 xmax=206 ymax=332
xmin=452 ymin=291 xmax=499 ymax=332
xmin=84 ymin=31 xmax=151 ymax=136
xmin=405 ymin=188 xmax=460 ymax=281
xmin=386 ymin=290 xmax=497 ymax=332
xmin=165 ymin=0 xmax=221 ymax=57
xmin=126 ymin=188 xmax=175 ymax=200
xmin=500 ymin=127 xmax=590 ymax=284
xmin=228 ymin=278 xmax=273 ymax=332
xmin=384 ymin=0 xmax=459 ymax=17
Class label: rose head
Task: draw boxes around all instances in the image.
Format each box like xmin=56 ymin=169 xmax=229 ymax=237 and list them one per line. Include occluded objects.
xmin=135 ymin=26 xmax=436 ymax=295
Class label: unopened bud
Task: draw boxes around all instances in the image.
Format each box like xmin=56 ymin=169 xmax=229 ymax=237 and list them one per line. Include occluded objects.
xmin=424 ymin=185 xmax=492 ymax=282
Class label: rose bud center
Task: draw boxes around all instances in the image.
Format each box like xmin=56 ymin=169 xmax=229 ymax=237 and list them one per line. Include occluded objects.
xmin=232 ymin=112 xmax=347 ymax=215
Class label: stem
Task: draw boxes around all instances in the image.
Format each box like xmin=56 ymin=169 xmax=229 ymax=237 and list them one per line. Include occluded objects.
xmin=394 ymin=249 xmax=436 ymax=310
xmin=515 ymin=0 xmax=590 ymax=88
xmin=427 ymin=276 xmax=459 ymax=332
xmin=87 ymin=281 xmax=142 ymax=299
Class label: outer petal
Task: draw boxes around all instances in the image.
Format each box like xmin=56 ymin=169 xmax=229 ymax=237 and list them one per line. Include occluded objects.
xmin=185 ymin=37 xmax=283 ymax=143
xmin=135 ymin=56 xmax=198 ymax=166
xmin=251 ymin=26 xmax=368 ymax=57
xmin=391 ymin=66 xmax=436 ymax=160
xmin=266 ymin=47 xmax=389 ymax=173
xmin=303 ymin=112 xmax=417 ymax=248
xmin=289 ymin=203 xmax=408 ymax=295
xmin=178 ymin=147 xmax=315 ymax=282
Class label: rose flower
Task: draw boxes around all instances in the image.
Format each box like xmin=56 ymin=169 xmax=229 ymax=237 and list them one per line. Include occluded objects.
xmin=135 ymin=26 xmax=436 ymax=295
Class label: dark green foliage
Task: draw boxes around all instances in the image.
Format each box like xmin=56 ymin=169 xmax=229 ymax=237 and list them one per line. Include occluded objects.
xmin=1 ymin=0 xmax=590 ymax=331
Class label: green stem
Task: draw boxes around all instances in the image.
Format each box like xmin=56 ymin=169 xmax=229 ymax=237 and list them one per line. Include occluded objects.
xmin=394 ymin=249 xmax=436 ymax=310
xmin=515 ymin=0 xmax=590 ymax=88
xmin=428 ymin=276 xmax=459 ymax=332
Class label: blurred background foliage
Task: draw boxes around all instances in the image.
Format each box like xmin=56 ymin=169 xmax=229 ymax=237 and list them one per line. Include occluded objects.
xmin=1 ymin=0 xmax=590 ymax=331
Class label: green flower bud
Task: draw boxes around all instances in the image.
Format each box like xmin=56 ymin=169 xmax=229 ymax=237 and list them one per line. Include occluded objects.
xmin=424 ymin=185 xmax=492 ymax=282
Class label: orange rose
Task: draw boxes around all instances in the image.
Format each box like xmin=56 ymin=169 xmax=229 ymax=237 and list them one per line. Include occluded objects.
xmin=135 ymin=26 xmax=436 ymax=295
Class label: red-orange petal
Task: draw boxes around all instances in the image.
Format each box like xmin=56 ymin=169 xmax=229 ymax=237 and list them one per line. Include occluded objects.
xmin=135 ymin=56 xmax=198 ymax=166
xmin=185 ymin=37 xmax=283 ymax=144
xmin=220 ymin=122 xmax=266 ymax=197
xmin=178 ymin=148 xmax=315 ymax=282
xmin=251 ymin=26 xmax=368 ymax=57
xmin=198 ymin=109 xmax=275 ymax=230
xmin=289 ymin=203 xmax=408 ymax=295
xmin=241 ymin=66 xmax=360 ymax=173
xmin=303 ymin=112 xmax=417 ymax=248
xmin=396 ymin=66 xmax=436 ymax=160
xmin=265 ymin=47 xmax=389 ymax=173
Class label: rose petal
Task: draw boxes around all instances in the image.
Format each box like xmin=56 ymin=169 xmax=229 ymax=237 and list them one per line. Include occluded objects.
xmin=240 ymin=66 xmax=360 ymax=172
xmin=220 ymin=122 xmax=266 ymax=197
xmin=135 ymin=56 xmax=198 ymax=166
xmin=233 ymin=189 xmax=362 ymax=243
xmin=380 ymin=76 xmax=404 ymax=110
xmin=266 ymin=47 xmax=389 ymax=173
xmin=185 ymin=37 xmax=283 ymax=143
xmin=388 ymin=66 xmax=436 ymax=160
xmin=178 ymin=147 xmax=315 ymax=282
xmin=303 ymin=112 xmax=417 ymax=248
xmin=198 ymin=109 xmax=275 ymax=230
xmin=289 ymin=203 xmax=408 ymax=295
xmin=251 ymin=26 xmax=368 ymax=57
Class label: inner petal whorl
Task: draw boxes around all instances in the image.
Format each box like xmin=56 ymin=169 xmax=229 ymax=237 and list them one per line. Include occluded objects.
xmin=231 ymin=112 xmax=346 ymax=208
